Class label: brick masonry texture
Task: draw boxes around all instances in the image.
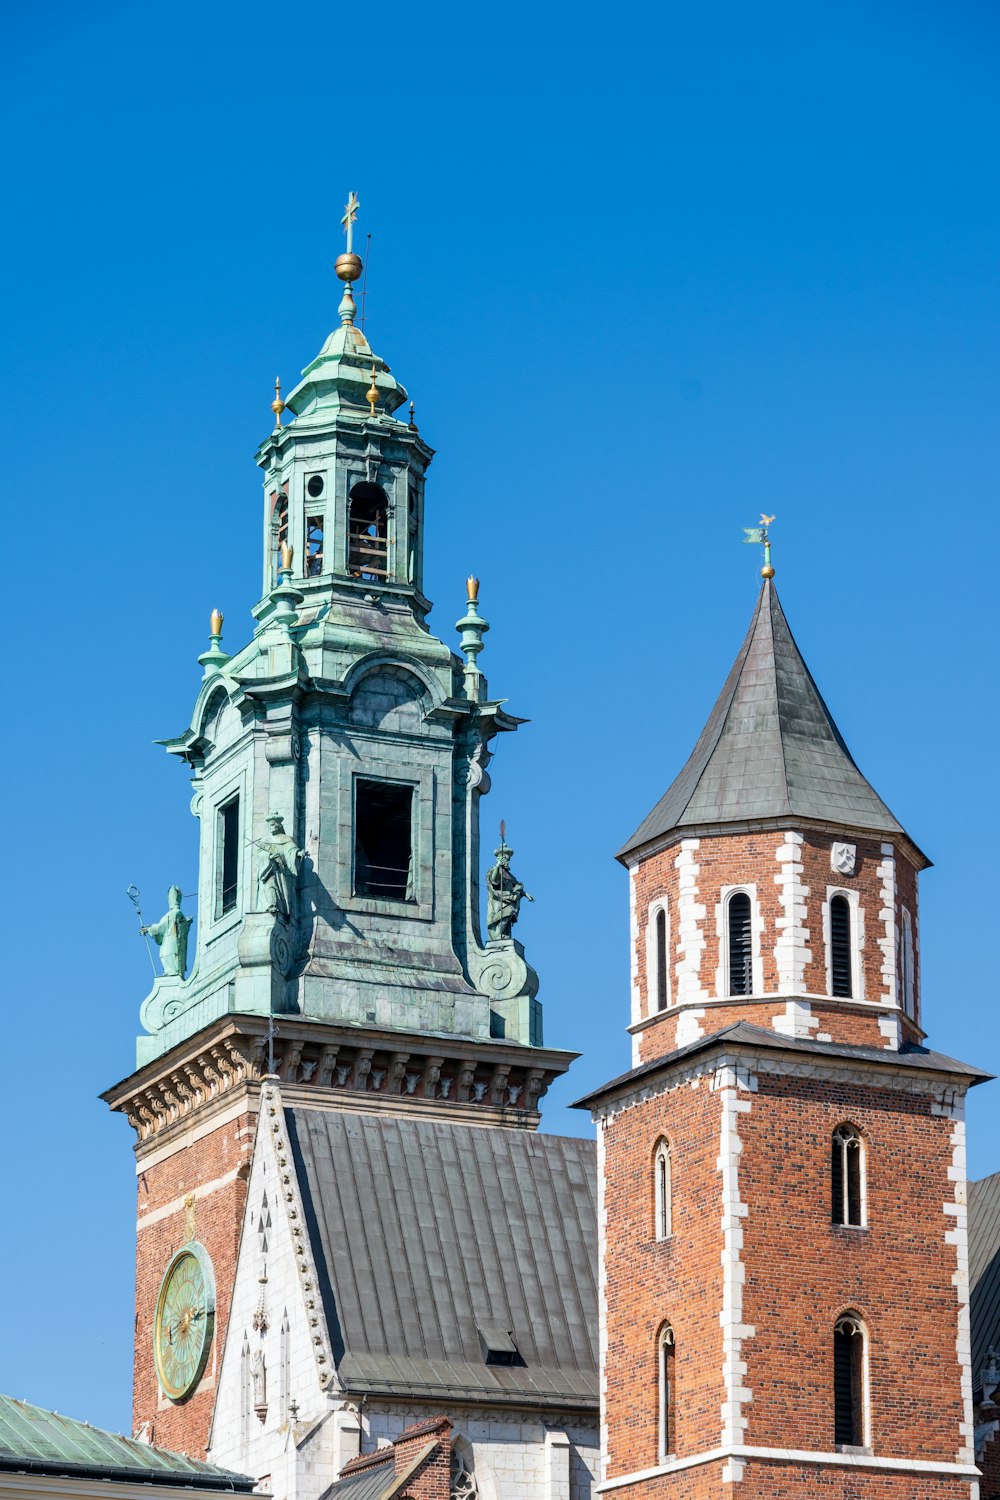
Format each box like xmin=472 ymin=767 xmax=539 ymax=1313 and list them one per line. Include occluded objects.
xmin=629 ymin=829 xmax=923 ymax=1063
xmin=599 ymin=1060 xmax=973 ymax=1495
xmin=133 ymin=1106 xmax=255 ymax=1458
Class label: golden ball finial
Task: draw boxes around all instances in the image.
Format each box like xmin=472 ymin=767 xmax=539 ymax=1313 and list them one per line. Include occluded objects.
xmin=210 ymin=607 xmax=224 ymax=638
xmin=761 ymin=564 xmax=775 ymax=579
xmin=335 ymin=251 xmax=364 ymax=283
xmin=466 ymin=575 xmax=480 ymax=603
xmin=366 ymin=365 xmax=379 ymax=417
xmin=271 ymin=376 xmax=285 ymax=426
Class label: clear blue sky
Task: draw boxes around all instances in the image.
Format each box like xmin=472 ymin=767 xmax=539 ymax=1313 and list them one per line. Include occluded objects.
xmin=4 ymin=0 xmax=997 ymax=1436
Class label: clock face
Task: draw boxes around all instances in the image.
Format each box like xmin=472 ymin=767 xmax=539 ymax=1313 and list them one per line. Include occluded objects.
xmin=153 ymin=1244 xmax=216 ymax=1403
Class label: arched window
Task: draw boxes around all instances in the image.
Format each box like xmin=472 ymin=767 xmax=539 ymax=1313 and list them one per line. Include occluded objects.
xmin=654 ymin=1139 xmax=672 ymax=1241
xmin=348 ymin=482 xmax=389 ymax=580
xmin=270 ymin=488 xmax=289 ymax=586
xmin=900 ymin=909 xmax=915 ymax=1017
xmin=654 ymin=905 xmax=668 ymax=1011
xmin=450 ymin=1442 xmax=479 ymax=1500
xmin=657 ymin=1323 xmax=675 ymax=1460
xmin=832 ymin=1124 xmax=864 ymax=1227
xmin=727 ymin=892 xmax=753 ymax=996
xmin=833 ymin=1313 xmax=867 ymax=1447
xmin=830 ymin=894 xmax=853 ymax=998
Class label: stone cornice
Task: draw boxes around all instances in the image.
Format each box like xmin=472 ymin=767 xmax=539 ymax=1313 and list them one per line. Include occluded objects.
xmin=102 ymin=1013 xmax=575 ymax=1151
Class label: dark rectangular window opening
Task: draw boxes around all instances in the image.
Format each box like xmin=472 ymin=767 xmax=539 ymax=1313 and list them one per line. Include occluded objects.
xmin=834 ymin=1322 xmax=864 ymax=1446
xmin=306 ymin=514 xmax=324 ymax=576
xmin=830 ymin=895 xmax=853 ymax=997
xmin=354 ymin=780 xmax=413 ymax=900
xmin=655 ymin=909 xmax=668 ymax=1011
xmin=728 ymin=892 xmax=753 ymax=996
xmin=219 ymin=796 xmax=240 ymax=915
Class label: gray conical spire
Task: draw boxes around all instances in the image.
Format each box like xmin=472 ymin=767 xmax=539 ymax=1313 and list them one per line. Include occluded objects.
xmin=619 ymin=580 xmax=924 ymax=862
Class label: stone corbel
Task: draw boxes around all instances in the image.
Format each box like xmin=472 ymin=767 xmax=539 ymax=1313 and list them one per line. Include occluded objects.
xmin=524 ymin=1067 xmax=546 ymax=1113
xmin=317 ymin=1046 xmax=340 ymax=1087
xmin=281 ymin=1044 xmax=303 ymax=1084
xmin=387 ymin=1053 xmax=410 ymax=1094
xmin=489 ymin=1066 xmax=511 ymax=1108
xmin=421 ymin=1056 xmax=444 ymax=1098
xmin=352 ymin=1049 xmax=374 ymax=1091
xmin=456 ymin=1063 xmax=476 ymax=1102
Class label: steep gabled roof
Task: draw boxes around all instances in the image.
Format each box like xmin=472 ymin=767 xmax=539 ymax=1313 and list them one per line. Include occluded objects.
xmin=0 ymin=1394 xmax=253 ymax=1490
xmin=286 ymin=1110 xmax=598 ymax=1410
xmin=619 ymin=580 xmax=922 ymax=862
xmin=970 ymin=1171 xmax=1000 ymax=1385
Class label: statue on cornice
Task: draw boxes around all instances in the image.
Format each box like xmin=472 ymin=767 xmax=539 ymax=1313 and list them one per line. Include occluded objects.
xmin=256 ymin=812 xmax=304 ymax=923
xmin=142 ymin=886 xmax=193 ymax=979
xmin=486 ymin=840 xmax=533 ymax=942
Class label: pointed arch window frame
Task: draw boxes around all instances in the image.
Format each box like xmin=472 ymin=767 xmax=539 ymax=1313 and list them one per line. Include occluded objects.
xmin=657 ymin=1322 xmax=676 ymax=1462
xmin=831 ymin=1122 xmax=867 ymax=1229
xmin=823 ymin=886 xmax=864 ymax=1002
xmin=833 ymin=1310 xmax=871 ymax=1451
xmin=900 ymin=907 xmax=916 ymax=1019
xmin=646 ymin=897 xmax=671 ymax=1015
xmin=653 ymin=1138 xmax=672 ymax=1242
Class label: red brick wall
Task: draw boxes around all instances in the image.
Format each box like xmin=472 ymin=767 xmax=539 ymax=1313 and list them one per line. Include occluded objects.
xmin=602 ymin=1079 xmax=725 ymax=1476
xmin=600 ymin=1062 xmax=971 ymax=1497
xmin=629 ymin=828 xmax=923 ymax=1060
xmin=133 ymin=1104 xmax=255 ymax=1457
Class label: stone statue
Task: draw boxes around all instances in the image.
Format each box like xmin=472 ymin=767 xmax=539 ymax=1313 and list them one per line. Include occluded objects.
xmin=486 ymin=843 xmax=533 ymax=942
xmin=256 ymin=812 xmax=304 ymax=922
xmin=141 ymin=886 xmax=193 ymax=979
xmin=251 ymin=1350 xmax=267 ymax=1418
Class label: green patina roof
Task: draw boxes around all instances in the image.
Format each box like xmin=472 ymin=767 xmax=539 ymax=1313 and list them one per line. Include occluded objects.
xmin=620 ymin=579 xmax=923 ymax=863
xmin=0 ymin=1395 xmax=253 ymax=1490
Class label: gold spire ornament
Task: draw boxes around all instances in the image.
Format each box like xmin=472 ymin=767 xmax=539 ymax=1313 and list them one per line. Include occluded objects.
xmin=209 ymin=608 xmax=224 ymax=639
xmin=280 ymin=541 xmax=294 ymax=575
xmin=366 ymin=364 xmax=379 ymax=416
xmin=271 ymin=377 xmax=285 ymax=427
xmin=335 ymin=190 xmax=364 ymax=286
xmin=466 ymin=575 xmax=480 ymax=602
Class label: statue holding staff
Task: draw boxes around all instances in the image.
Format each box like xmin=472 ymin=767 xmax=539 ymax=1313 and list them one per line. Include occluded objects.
xmin=256 ymin=812 xmax=304 ymax=922
xmin=486 ymin=826 xmax=533 ymax=942
xmin=141 ymin=885 xmax=193 ymax=979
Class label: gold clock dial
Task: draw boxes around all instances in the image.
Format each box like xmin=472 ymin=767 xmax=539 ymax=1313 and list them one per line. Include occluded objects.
xmin=153 ymin=1244 xmax=216 ymax=1403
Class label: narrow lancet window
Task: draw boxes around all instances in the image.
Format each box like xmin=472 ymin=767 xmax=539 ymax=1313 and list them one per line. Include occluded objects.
xmin=901 ymin=910 xmax=915 ymax=1017
xmin=271 ymin=489 xmax=289 ymax=585
xmin=655 ymin=907 xmax=668 ymax=1011
xmin=830 ymin=894 xmax=853 ymax=997
xmin=219 ymin=795 xmax=240 ymax=916
xmin=654 ymin=1141 xmax=672 ymax=1241
xmin=728 ymin=892 xmax=753 ymax=996
xmin=348 ymin=482 xmax=389 ymax=580
xmin=657 ymin=1324 xmax=675 ymax=1460
xmin=306 ymin=514 xmax=324 ymax=575
xmin=832 ymin=1125 xmax=864 ymax=1227
xmin=834 ymin=1314 xmax=866 ymax=1447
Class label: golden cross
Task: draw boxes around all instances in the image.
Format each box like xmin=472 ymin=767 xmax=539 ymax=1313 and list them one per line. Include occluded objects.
xmin=341 ymin=191 xmax=360 ymax=254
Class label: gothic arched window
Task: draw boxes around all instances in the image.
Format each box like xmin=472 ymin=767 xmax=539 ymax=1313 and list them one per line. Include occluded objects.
xmin=654 ymin=1139 xmax=672 ymax=1241
xmin=655 ymin=906 xmax=668 ymax=1011
xmin=727 ymin=891 xmax=753 ymax=996
xmin=450 ymin=1442 xmax=479 ymax=1500
xmin=900 ymin=909 xmax=915 ymax=1017
xmin=830 ymin=894 xmax=853 ymax=998
xmin=834 ymin=1313 xmax=867 ymax=1447
xmin=270 ymin=488 xmax=289 ymax=586
xmin=657 ymin=1323 xmax=675 ymax=1460
xmin=348 ymin=482 xmax=389 ymax=580
xmin=832 ymin=1124 xmax=865 ymax=1227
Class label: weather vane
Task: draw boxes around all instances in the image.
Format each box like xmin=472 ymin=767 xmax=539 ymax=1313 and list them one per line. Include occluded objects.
xmin=742 ymin=513 xmax=776 ymax=579
xmin=341 ymin=191 xmax=360 ymax=255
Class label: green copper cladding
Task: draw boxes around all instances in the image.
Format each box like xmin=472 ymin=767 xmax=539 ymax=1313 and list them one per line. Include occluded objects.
xmin=135 ymin=267 xmax=543 ymax=1067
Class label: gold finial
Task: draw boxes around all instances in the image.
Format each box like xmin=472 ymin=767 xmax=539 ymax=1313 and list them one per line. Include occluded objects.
xmin=466 ymin=575 xmax=480 ymax=602
xmin=210 ymin=607 xmax=224 ymax=638
xmin=271 ymin=377 xmax=285 ymax=426
xmin=280 ymin=541 xmax=294 ymax=574
xmin=366 ymin=364 xmax=379 ymax=416
xmin=336 ymin=189 xmax=364 ymax=286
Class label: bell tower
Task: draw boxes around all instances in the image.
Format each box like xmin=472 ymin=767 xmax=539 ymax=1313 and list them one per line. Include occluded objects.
xmin=103 ymin=198 xmax=574 ymax=1457
xmin=578 ymin=533 xmax=987 ymax=1497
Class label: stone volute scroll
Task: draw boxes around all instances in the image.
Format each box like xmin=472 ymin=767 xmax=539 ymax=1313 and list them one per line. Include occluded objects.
xmin=486 ymin=826 xmax=533 ymax=942
xmin=255 ymin=812 xmax=305 ymax=923
xmin=142 ymin=886 xmax=194 ymax=979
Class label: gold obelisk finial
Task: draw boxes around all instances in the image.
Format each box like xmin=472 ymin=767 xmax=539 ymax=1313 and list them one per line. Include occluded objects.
xmin=366 ymin=364 xmax=379 ymax=417
xmin=271 ymin=377 xmax=285 ymax=427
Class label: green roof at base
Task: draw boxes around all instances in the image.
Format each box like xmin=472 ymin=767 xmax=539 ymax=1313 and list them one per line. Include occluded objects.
xmin=0 ymin=1394 xmax=254 ymax=1491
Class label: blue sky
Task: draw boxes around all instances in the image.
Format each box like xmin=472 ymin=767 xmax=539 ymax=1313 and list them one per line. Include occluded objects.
xmin=4 ymin=0 xmax=997 ymax=1435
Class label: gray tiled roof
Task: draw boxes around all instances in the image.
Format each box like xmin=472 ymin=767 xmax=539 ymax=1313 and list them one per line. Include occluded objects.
xmin=619 ymin=580 xmax=919 ymax=860
xmin=286 ymin=1110 xmax=598 ymax=1409
xmin=320 ymin=1455 xmax=395 ymax=1500
xmin=572 ymin=1021 xmax=991 ymax=1111
xmin=0 ymin=1394 xmax=253 ymax=1489
xmin=970 ymin=1171 xmax=1000 ymax=1385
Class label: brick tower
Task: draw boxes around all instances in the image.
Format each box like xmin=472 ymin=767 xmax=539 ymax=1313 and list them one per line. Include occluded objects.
xmin=102 ymin=215 xmax=573 ymax=1458
xmin=578 ymin=553 xmax=987 ymax=1496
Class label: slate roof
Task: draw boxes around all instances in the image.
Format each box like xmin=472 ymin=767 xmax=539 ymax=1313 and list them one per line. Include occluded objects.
xmin=0 ymin=1394 xmax=253 ymax=1490
xmin=286 ymin=1110 xmax=598 ymax=1409
xmin=619 ymin=580 xmax=922 ymax=861
xmin=970 ymin=1171 xmax=1000 ymax=1385
xmin=572 ymin=1021 xmax=991 ymax=1111
xmin=320 ymin=1453 xmax=395 ymax=1500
